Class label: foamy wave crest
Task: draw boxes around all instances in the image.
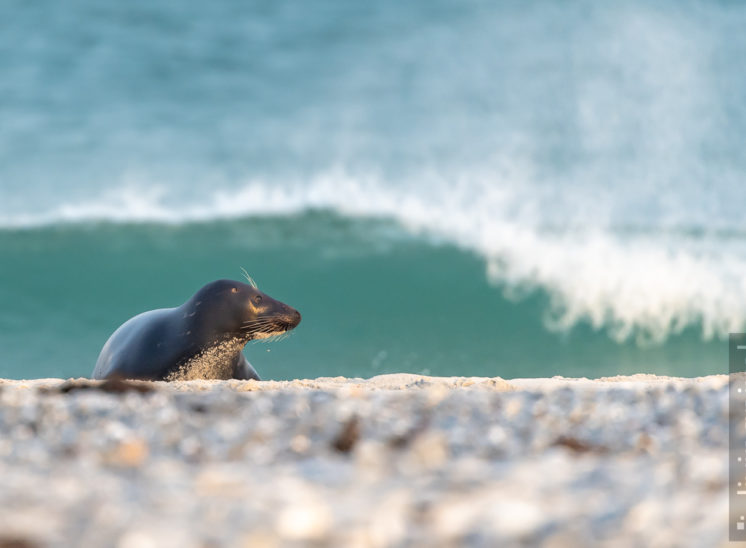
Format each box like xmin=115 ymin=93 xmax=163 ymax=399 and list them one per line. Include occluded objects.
xmin=2 ymin=174 xmax=744 ymax=343
xmin=0 ymin=185 xmax=301 ymax=226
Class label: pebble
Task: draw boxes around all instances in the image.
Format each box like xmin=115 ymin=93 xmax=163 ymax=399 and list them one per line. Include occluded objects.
xmin=0 ymin=374 xmax=730 ymax=547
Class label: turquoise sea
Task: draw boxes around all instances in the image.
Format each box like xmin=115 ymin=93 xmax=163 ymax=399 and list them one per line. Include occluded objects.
xmin=1 ymin=0 xmax=744 ymax=380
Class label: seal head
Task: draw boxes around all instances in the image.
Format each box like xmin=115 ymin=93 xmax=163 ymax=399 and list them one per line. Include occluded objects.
xmin=92 ymin=279 xmax=301 ymax=381
xmin=186 ymin=279 xmax=301 ymax=343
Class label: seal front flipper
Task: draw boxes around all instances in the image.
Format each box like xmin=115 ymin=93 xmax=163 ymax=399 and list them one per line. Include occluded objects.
xmin=233 ymin=353 xmax=261 ymax=381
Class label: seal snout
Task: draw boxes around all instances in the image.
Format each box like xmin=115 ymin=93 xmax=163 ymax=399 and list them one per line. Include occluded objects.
xmin=283 ymin=306 xmax=302 ymax=329
xmin=272 ymin=300 xmax=301 ymax=331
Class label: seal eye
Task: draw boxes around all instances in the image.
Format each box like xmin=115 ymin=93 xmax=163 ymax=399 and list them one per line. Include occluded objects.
xmin=231 ymin=287 xmax=238 ymax=294
xmin=254 ymin=295 xmax=263 ymax=304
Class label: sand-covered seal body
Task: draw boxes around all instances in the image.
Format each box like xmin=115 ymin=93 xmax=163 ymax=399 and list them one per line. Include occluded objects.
xmin=92 ymin=279 xmax=301 ymax=381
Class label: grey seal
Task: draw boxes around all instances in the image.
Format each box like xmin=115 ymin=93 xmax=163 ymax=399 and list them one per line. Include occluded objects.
xmin=92 ymin=279 xmax=301 ymax=381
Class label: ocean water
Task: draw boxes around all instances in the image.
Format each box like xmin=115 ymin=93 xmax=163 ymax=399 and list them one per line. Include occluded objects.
xmin=1 ymin=0 xmax=744 ymax=380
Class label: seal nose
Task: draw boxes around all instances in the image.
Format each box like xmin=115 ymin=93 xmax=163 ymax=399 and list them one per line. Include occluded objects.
xmin=282 ymin=304 xmax=301 ymax=327
xmin=278 ymin=303 xmax=301 ymax=328
xmin=290 ymin=308 xmax=301 ymax=327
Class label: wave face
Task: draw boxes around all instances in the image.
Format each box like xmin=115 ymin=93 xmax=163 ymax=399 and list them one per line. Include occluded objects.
xmin=4 ymin=176 xmax=746 ymax=346
xmin=0 ymin=0 xmax=744 ymax=377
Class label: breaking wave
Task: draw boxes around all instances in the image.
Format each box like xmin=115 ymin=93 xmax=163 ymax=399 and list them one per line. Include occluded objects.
xmin=3 ymin=173 xmax=744 ymax=344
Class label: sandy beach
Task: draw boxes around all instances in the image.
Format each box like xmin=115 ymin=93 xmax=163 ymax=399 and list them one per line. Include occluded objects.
xmin=0 ymin=374 xmax=728 ymax=547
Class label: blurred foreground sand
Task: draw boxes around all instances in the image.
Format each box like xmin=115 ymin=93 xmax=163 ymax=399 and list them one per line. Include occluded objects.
xmin=0 ymin=374 xmax=729 ymax=547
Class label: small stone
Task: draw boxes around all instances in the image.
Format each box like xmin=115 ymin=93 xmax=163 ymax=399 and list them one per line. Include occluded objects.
xmin=290 ymin=434 xmax=310 ymax=453
xmin=486 ymin=498 xmax=543 ymax=538
xmin=117 ymin=531 xmax=157 ymax=548
xmin=276 ymin=502 xmax=333 ymax=541
xmin=195 ymin=468 xmax=246 ymax=497
xmin=432 ymin=497 xmax=478 ymax=538
xmin=240 ymin=530 xmax=279 ymax=548
xmin=409 ymin=433 xmax=448 ymax=470
xmin=104 ymin=439 xmax=148 ymax=468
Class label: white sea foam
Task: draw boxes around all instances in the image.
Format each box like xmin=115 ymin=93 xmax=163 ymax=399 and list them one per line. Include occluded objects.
xmin=1 ymin=173 xmax=743 ymax=344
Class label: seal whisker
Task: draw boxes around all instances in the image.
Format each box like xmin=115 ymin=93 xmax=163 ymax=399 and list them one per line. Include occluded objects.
xmin=239 ymin=267 xmax=258 ymax=289
xmin=243 ymin=314 xmax=279 ymax=322
xmin=241 ymin=321 xmax=274 ymax=328
xmin=240 ymin=317 xmax=278 ymax=326
xmin=240 ymin=320 xmax=277 ymax=329
xmin=243 ymin=325 xmax=282 ymax=333
xmin=252 ymin=323 xmax=278 ymax=332
xmin=251 ymin=326 xmax=296 ymax=344
xmin=251 ymin=329 xmax=287 ymax=343
xmin=241 ymin=320 xmax=276 ymax=327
